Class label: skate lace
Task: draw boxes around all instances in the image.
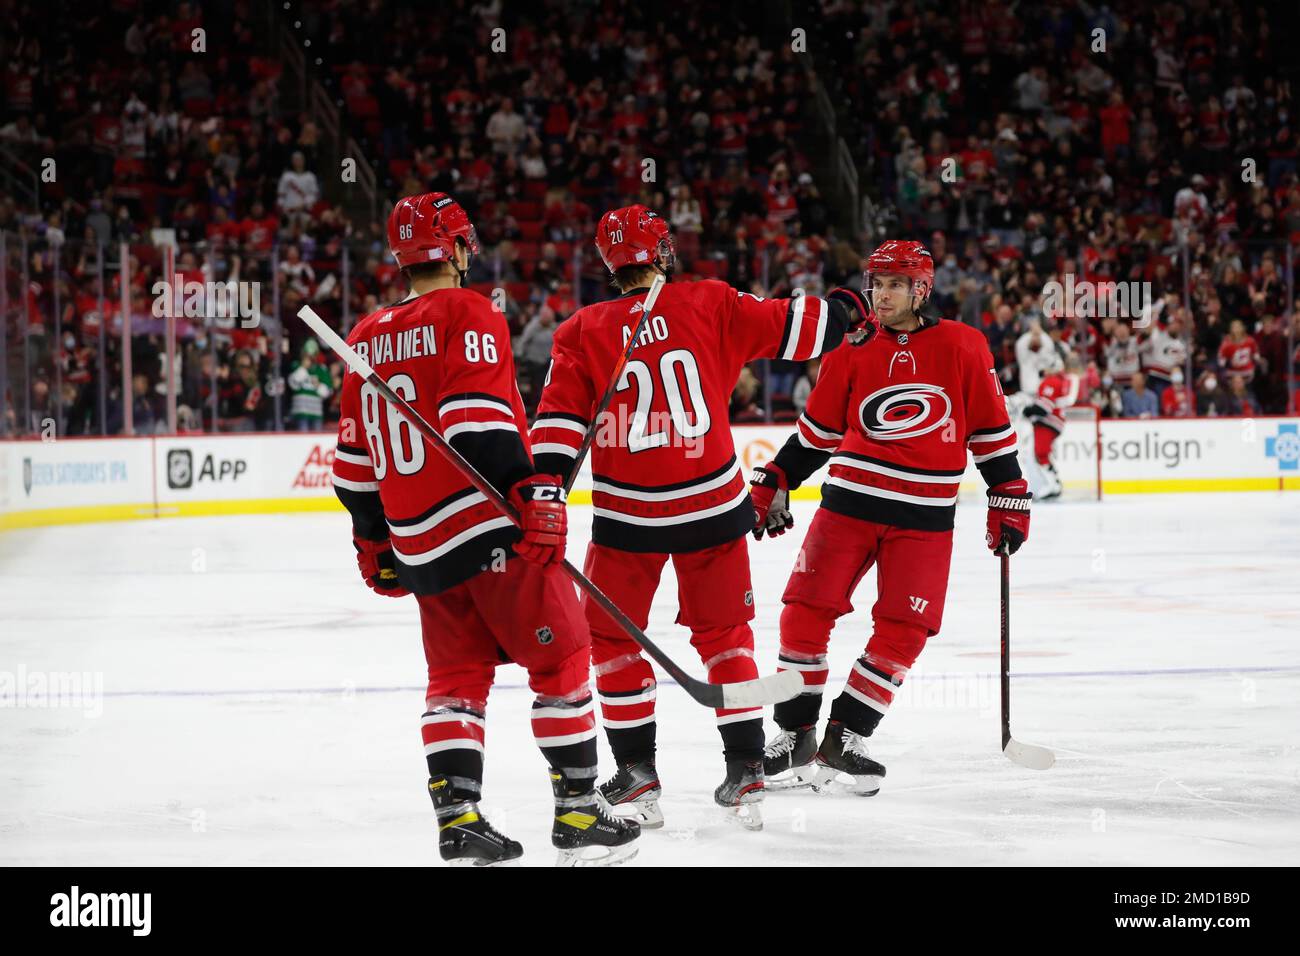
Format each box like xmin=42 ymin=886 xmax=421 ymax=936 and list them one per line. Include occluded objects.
xmin=842 ymin=729 xmax=873 ymax=760
xmin=765 ymin=729 xmax=797 ymax=758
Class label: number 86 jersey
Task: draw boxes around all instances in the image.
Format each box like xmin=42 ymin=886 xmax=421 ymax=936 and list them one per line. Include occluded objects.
xmin=331 ymin=288 xmax=535 ymax=595
xmin=532 ymin=279 xmax=847 ymax=553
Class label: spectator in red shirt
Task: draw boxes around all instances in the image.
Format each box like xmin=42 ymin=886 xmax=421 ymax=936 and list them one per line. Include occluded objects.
xmin=1217 ymin=319 xmax=1260 ymax=383
xmin=1160 ymin=368 xmax=1195 ymax=417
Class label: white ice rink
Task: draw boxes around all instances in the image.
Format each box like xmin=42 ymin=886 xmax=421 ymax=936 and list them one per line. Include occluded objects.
xmin=2 ymin=493 xmax=1298 ymax=866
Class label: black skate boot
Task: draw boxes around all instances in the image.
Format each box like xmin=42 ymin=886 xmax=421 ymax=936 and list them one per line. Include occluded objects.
xmin=551 ymin=768 xmax=640 ymax=867
xmin=811 ymin=721 xmax=886 ymax=796
xmin=763 ymin=724 xmax=818 ymax=790
xmin=714 ymin=757 xmax=765 ymax=830
xmin=428 ymin=776 xmax=523 ymax=866
xmin=598 ymin=758 xmax=664 ymax=829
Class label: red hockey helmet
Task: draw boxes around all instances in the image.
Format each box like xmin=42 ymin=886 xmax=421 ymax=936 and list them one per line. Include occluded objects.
xmin=387 ymin=192 xmax=480 ymax=269
xmin=594 ymin=204 xmax=675 ymax=272
xmin=864 ymin=239 xmax=934 ymax=306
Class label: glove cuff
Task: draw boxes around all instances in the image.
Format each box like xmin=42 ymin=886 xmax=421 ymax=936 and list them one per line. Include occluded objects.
xmin=750 ymin=462 xmax=788 ymax=490
xmin=509 ymin=475 xmax=567 ymax=505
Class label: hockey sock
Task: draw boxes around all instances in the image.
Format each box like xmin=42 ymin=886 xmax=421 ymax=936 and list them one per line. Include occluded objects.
xmin=696 ymin=631 xmax=763 ymax=762
xmin=532 ymin=689 xmax=599 ymax=795
xmin=421 ymin=698 xmax=488 ymax=801
xmin=773 ymin=646 xmax=829 ymax=729
xmin=594 ymin=651 xmax=657 ymax=764
xmin=829 ymin=620 xmax=926 ymax=737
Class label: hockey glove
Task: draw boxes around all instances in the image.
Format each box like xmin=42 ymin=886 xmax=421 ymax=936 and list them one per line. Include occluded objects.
xmin=827 ymin=287 xmax=876 ymax=345
xmin=508 ymin=475 xmax=568 ymax=565
xmin=354 ymin=535 xmax=411 ymax=597
xmin=750 ymin=463 xmax=794 ymax=540
xmin=986 ymin=478 xmax=1032 ymax=555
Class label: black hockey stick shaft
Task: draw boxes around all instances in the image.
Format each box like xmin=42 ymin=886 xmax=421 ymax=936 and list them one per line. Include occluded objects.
xmin=298 ymin=305 xmax=795 ymax=709
xmin=1000 ymin=548 xmax=1011 ymax=751
xmin=563 ymin=273 xmax=665 ymax=493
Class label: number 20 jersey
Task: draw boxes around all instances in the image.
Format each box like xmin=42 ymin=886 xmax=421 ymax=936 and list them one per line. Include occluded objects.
xmin=331 ymin=288 xmax=535 ymax=595
xmin=532 ymin=279 xmax=845 ymax=553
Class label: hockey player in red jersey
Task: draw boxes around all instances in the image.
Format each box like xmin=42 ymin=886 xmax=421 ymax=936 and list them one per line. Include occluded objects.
xmin=749 ymin=240 xmax=1032 ymax=794
xmin=331 ymin=193 xmax=638 ymax=866
xmin=1023 ymin=355 xmax=1083 ymax=500
xmin=530 ymin=204 xmax=871 ymax=828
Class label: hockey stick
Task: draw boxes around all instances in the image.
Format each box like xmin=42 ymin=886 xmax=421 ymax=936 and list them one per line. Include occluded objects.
xmin=300 ymin=304 xmax=801 ymax=710
xmin=999 ymin=548 xmax=1055 ymax=770
xmin=562 ymin=272 xmax=665 ymax=493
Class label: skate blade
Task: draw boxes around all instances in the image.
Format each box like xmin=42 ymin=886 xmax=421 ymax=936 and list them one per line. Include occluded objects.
xmin=554 ymin=842 xmax=639 ymax=868
xmin=446 ymin=855 xmax=522 ymax=867
xmin=765 ymin=764 xmax=816 ymax=791
xmin=810 ymin=764 xmax=881 ymax=797
xmin=610 ymin=796 xmax=664 ymax=829
xmin=719 ymin=795 xmax=765 ymax=831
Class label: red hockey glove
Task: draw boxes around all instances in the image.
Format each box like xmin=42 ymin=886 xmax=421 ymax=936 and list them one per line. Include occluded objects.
xmin=354 ymin=536 xmax=411 ymax=597
xmin=508 ymin=475 xmax=568 ymax=565
xmin=827 ymin=287 xmax=877 ymax=344
xmin=986 ymin=478 xmax=1032 ymax=555
xmin=750 ymin=463 xmax=794 ymax=540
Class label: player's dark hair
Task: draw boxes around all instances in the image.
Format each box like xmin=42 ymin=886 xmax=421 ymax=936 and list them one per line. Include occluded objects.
xmin=612 ymin=264 xmax=657 ymax=292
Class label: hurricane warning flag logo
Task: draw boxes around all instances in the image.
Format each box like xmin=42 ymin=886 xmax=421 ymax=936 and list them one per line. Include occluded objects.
xmin=858 ymin=383 xmax=952 ymax=441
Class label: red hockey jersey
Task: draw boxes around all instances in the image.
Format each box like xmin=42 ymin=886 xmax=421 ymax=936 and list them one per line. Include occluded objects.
xmin=331 ymin=288 xmax=534 ymax=595
xmin=772 ymin=317 xmax=1022 ymax=532
xmin=532 ymin=280 xmax=849 ymax=552
xmin=1031 ymin=371 xmax=1081 ymax=433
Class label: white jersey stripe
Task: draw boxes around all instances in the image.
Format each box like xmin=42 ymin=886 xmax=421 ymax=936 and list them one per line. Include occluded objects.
xmin=825 ymin=475 xmax=959 ymax=507
xmin=439 ymin=397 xmax=513 ymax=416
xmin=972 ymin=444 xmax=1018 ymax=464
xmin=389 ymin=491 xmax=487 ymax=537
xmin=442 ymin=420 xmax=519 ymax=441
xmin=592 ymin=460 xmax=742 ymax=502
xmin=332 ymin=474 xmax=380 ymax=492
xmin=593 ymin=485 xmax=750 ymax=527
xmin=780 ymin=295 xmax=807 ymax=361
xmin=395 ymin=516 xmax=516 ymax=564
xmin=829 ymin=455 xmax=963 ymax=485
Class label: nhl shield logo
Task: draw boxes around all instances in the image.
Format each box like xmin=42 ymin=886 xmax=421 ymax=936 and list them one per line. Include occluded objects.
xmin=536 ymin=626 xmax=554 ymax=645
xmin=22 ymin=457 xmax=33 ymax=496
xmin=897 ymin=333 xmax=909 ymax=345
xmin=744 ymin=590 xmax=754 ymax=607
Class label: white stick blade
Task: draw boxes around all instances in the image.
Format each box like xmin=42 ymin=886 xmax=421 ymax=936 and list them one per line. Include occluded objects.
xmin=721 ymin=669 xmax=805 ymax=709
xmin=1004 ymin=738 xmax=1055 ymax=770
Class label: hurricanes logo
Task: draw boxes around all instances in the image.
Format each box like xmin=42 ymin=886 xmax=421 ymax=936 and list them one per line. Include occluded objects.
xmin=858 ymin=384 xmax=952 ymax=441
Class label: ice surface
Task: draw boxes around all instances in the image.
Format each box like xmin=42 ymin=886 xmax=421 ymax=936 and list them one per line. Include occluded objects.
xmin=2 ymin=493 xmax=1298 ymax=866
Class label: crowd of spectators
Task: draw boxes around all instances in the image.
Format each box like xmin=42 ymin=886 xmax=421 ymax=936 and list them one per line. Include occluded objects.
xmin=2 ymin=0 xmax=1298 ymax=440
xmin=812 ymin=0 xmax=1299 ymax=418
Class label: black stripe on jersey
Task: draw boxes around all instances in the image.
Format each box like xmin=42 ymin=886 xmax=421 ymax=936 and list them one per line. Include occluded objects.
xmin=450 ymin=429 xmax=534 ymax=498
xmin=591 ymin=496 xmax=753 ymax=553
xmin=820 ymin=484 xmax=956 ymax=533
xmin=969 ymin=423 xmax=1013 ymax=438
xmin=801 ymin=411 xmax=844 ymax=438
xmin=438 ymin=391 xmax=514 ymax=412
xmin=386 ymin=485 xmax=482 ymax=529
xmin=533 ymin=450 xmax=578 ymax=487
xmin=773 ymin=432 xmax=832 ymax=490
xmin=334 ymin=485 xmax=388 ymax=542
xmin=337 ymin=441 xmax=371 ymax=457
xmin=831 ymin=450 xmax=967 ymax=478
xmin=592 ymin=454 xmax=737 ymax=494
xmin=775 ymin=301 xmax=797 ymax=359
xmin=533 ymin=411 xmax=591 ymax=427
xmin=395 ymin=525 xmax=523 ymax=596
xmin=976 ymin=450 xmax=1024 ymax=488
